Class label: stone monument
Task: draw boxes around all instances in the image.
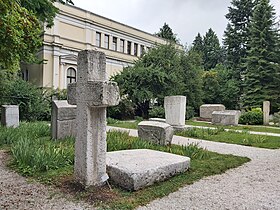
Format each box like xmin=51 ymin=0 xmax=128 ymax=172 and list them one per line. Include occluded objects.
xmin=200 ymin=104 xmax=225 ymax=119
xmin=212 ymin=110 xmax=241 ymax=126
xmin=263 ymin=101 xmax=270 ymax=125
xmin=67 ymin=50 xmax=120 ymax=187
xmin=138 ymin=121 xmax=174 ymax=145
xmin=51 ymin=100 xmax=77 ymax=139
xmin=1 ymin=105 xmax=19 ymax=128
xmin=164 ymin=96 xmax=186 ymax=129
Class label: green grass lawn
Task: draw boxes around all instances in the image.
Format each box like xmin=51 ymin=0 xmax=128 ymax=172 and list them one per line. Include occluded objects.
xmin=0 ymin=122 xmax=249 ymax=209
xmin=186 ymin=120 xmax=280 ymax=134
xmin=107 ymin=119 xmax=280 ymax=149
xmin=176 ymin=127 xmax=280 ymax=149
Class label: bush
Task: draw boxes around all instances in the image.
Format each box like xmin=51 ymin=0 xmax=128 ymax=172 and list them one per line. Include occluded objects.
xmin=149 ymin=106 xmax=165 ymax=118
xmin=186 ymin=106 xmax=196 ymax=120
xmin=239 ymin=108 xmax=263 ymax=125
xmin=107 ymin=98 xmax=135 ymax=120
xmin=273 ymin=111 xmax=280 ymax=127
xmin=0 ymin=78 xmax=68 ymax=121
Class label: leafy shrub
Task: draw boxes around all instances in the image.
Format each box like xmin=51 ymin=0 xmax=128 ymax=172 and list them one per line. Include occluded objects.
xmin=0 ymin=78 xmax=68 ymax=121
xmin=273 ymin=111 xmax=280 ymax=127
xmin=239 ymin=108 xmax=263 ymax=125
xmin=107 ymin=98 xmax=135 ymax=120
xmin=186 ymin=106 xmax=196 ymax=120
xmin=149 ymin=106 xmax=165 ymax=118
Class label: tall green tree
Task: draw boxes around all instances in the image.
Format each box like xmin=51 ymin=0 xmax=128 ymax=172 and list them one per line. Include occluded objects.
xmin=112 ymin=44 xmax=184 ymax=118
xmin=156 ymin=23 xmax=178 ymax=43
xmin=224 ymin=0 xmax=255 ymax=80
xmin=20 ymin=0 xmax=74 ymax=27
xmin=202 ymin=28 xmax=223 ymax=70
xmin=242 ymin=0 xmax=280 ymax=112
xmin=0 ymin=0 xmax=42 ymax=71
xmin=192 ymin=33 xmax=204 ymax=54
xmin=0 ymin=0 xmax=74 ymax=71
xmin=112 ymin=44 xmax=203 ymax=118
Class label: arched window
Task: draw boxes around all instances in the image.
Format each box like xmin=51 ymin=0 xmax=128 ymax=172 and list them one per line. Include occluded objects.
xmin=67 ymin=67 xmax=76 ymax=84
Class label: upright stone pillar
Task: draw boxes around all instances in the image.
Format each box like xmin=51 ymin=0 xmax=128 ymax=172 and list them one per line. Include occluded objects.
xmin=1 ymin=105 xmax=19 ymax=128
xmin=164 ymin=96 xmax=186 ymax=129
xmin=67 ymin=50 xmax=120 ymax=187
xmin=263 ymin=101 xmax=270 ymax=125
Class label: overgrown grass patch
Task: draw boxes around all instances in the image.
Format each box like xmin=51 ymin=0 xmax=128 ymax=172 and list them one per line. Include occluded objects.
xmin=177 ymin=127 xmax=280 ymax=149
xmin=186 ymin=120 xmax=280 ymax=134
xmin=0 ymin=122 xmax=250 ymax=209
xmin=107 ymin=117 xmax=139 ymax=129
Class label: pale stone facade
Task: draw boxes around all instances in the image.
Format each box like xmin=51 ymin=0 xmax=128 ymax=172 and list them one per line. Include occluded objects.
xmin=22 ymin=3 xmax=172 ymax=89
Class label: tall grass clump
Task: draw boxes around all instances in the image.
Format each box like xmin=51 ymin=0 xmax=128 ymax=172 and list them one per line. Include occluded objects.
xmin=0 ymin=121 xmax=49 ymax=146
xmin=107 ymin=131 xmax=210 ymax=160
xmin=11 ymin=136 xmax=74 ymax=175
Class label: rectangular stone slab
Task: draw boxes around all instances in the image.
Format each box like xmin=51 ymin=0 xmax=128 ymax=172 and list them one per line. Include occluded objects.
xmin=107 ymin=149 xmax=190 ymax=191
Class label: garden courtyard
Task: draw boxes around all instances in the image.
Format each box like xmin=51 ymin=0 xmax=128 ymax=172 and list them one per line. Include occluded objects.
xmin=0 ymin=119 xmax=280 ymax=209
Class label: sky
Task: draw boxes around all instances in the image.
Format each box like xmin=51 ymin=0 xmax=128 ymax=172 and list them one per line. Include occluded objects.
xmin=74 ymin=0 xmax=280 ymax=46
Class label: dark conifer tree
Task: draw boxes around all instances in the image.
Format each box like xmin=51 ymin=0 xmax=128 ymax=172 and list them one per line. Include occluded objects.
xmin=156 ymin=23 xmax=178 ymax=43
xmin=242 ymin=0 xmax=280 ymax=112
xmin=223 ymin=0 xmax=256 ymax=80
xmin=203 ymin=28 xmax=222 ymax=70
xmin=192 ymin=33 xmax=204 ymax=54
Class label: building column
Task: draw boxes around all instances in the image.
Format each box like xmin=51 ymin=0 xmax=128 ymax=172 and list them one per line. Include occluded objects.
xmin=52 ymin=46 xmax=60 ymax=89
xmin=85 ymin=25 xmax=92 ymax=50
xmin=137 ymin=44 xmax=141 ymax=57
xmin=131 ymin=42 xmax=135 ymax=56
xmin=124 ymin=40 xmax=128 ymax=54
xmin=92 ymin=30 xmax=96 ymax=46
xmin=117 ymin=38 xmax=120 ymax=51
xmin=100 ymin=33 xmax=105 ymax=48
xmin=109 ymin=35 xmax=113 ymax=50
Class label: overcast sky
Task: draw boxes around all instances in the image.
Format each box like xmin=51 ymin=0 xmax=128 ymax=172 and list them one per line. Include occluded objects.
xmin=74 ymin=0 xmax=280 ymax=46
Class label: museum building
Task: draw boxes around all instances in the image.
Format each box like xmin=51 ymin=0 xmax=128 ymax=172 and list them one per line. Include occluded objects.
xmin=21 ymin=3 xmax=168 ymax=89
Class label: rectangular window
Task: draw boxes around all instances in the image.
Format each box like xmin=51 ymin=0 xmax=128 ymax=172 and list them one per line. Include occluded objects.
xmin=120 ymin=39 xmax=124 ymax=53
xmin=134 ymin=43 xmax=138 ymax=56
xmin=104 ymin=34 xmax=109 ymax=49
xmin=96 ymin=32 xmax=101 ymax=47
xmin=140 ymin=45 xmax=145 ymax=56
xmin=113 ymin=37 xmax=117 ymax=51
xmin=127 ymin=41 xmax=131 ymax=55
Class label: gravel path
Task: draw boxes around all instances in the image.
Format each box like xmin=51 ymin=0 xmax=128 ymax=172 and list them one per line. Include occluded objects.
xmin=0 ymin=150 xmax=92 ymax=210
xmin=108 ymin=126 xmax=280 ymax=210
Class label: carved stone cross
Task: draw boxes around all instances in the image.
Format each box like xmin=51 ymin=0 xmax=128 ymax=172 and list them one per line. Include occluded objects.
xmin=67 ymin=50 xmax=120 ymax=187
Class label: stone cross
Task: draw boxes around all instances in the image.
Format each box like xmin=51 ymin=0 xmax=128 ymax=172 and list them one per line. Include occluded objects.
xmin=67 ymin=50 xmax=120 ymax=187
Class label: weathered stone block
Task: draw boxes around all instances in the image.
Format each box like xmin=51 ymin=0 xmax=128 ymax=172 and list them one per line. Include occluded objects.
xmin=107 ymin=149 xmax=190 ymax=191
xmin=212 ymin=110 xmax=241 ymax=126
xmin=148 ymin=118 xmax=166 ymax=123
xmin=138 ymin=121 xmax=174 ymax=145
xmin=200 ymin=104 xmax=226 ymax=119
xmin=51 ymin=100 xmax=77 ymax=139
xmin=164 ymin=96 xmax=186 ymax=128
xmin=1 ymin=105 xmax=19 ymax=128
